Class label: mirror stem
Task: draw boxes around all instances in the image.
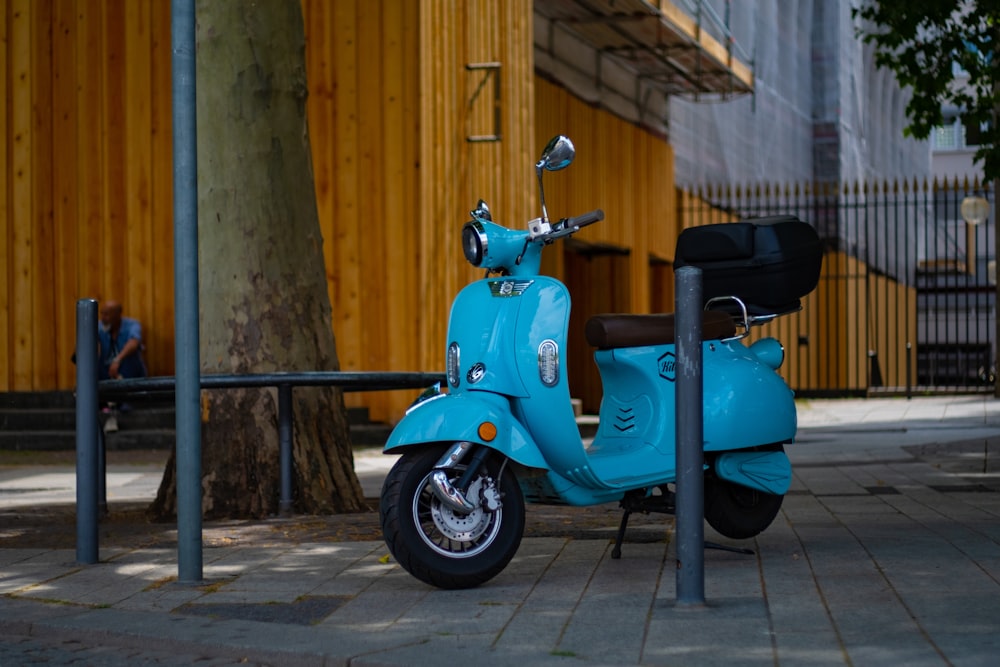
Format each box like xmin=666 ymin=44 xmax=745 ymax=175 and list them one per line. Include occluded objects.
xmin=536 ymin=165 xmax=549 ymax=223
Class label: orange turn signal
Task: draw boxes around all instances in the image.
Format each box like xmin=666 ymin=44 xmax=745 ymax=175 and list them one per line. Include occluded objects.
xmin=478 ymin=421 xmax=498 ymax=442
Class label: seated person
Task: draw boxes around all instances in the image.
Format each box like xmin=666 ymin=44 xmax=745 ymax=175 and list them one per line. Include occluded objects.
xmin=98 ymin=300 xmax=148 ymax=381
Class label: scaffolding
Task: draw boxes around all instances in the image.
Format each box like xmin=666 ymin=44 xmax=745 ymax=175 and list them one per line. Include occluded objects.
xmin=535 ymin=0 xmax=754 ymax=99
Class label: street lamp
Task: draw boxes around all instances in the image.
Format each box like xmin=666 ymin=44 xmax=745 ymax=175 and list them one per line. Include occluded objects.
xmin=961 ymin=195 xmax=989 ymax=275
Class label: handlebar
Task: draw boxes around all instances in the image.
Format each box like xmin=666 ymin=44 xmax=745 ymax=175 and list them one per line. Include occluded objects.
xmin=567 ymin=209 xmax=604 ymax=229
xmin=541 ymin=208 xmax=604 ymax=243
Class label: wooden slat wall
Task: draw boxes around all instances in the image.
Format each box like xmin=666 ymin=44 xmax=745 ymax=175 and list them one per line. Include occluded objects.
xmin=534 ymin=77 xmax=677 ymax=314
xmin=533 ymin=78 xmax=678 ymax=411
xmin=4 ymin=1 xmax=684 ymax=422
xmin=413 ymin=0 xmax=537 ymax=392
xmin=304 ymin=0 xmax=536 ymax=421
xmin=1 ymin=0 xmax=173 ymax=392
xmin=0 ymin=3 xmax=7 ymax=390
xmin=303 ymin=0 xmax=422 ymax=422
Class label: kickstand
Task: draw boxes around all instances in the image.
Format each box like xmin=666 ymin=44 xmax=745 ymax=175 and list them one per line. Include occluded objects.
xmin=704 ymin=540 xmax=755 ymax=555
xmin=611 ymin=486 xmax=676 ymax=560
xmin=611 ymin=510 xmax=630 ymax=559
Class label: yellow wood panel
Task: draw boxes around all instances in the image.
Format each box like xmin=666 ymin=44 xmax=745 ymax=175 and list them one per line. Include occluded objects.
xmin=4 ymin=2 xmax=676 ymax=418
xmin=30 ymin=0 xmax=55 ymax=389
xmin=303 ymin=0 xmax=426 ymax=421
xmin=535 ymin=77 xmax=675 ymax=314
xmin=418 ymin=0 xmax=461 ymax=378
xmin=0 ymin=2 xmax=8 ymax=389
xmin=334 ymin=0 xmax=363 ymax=380
xmin=0 ymin=0 xmax=172 ymax=389
xmin=76 ymin=0 xmax=104 ymax=302
xmin=366 ymin=0 xmax=420 ymax=414
xmin=10 ymin=0 xmax=33 ymax=388
xmin=123 ymin=0 xmax=154 ymax=377
xmin=101 ymin=0 xmax=126 ymax=302
xmin=149 ymin=0 xmax=174 ymax=377
xmin=357 ymin=1 xmax=386 ymax=376
xmin=415 ymin=0 xmax=536 ymax=410
xmin=303 ymin=0 xmax=337 ymax=381
xmin=52 ymin=0 xmax=80 ymax=387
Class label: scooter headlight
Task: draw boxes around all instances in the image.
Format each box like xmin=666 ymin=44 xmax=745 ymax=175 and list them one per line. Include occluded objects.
xmin=462 ymin=222 xmax=487 ymax=267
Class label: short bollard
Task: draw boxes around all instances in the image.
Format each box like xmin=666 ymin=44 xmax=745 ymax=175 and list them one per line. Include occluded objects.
xmin=75 ymin=298 xmax=100 ymax=565
xmin=674 ymin=265 xmax=705 ymax=606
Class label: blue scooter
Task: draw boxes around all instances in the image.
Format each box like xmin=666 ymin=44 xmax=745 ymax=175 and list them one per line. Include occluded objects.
xmin=380 ymin=135 xmax=823 ymax=589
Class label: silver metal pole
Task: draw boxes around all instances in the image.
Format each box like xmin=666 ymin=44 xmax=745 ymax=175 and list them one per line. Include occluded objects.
xmin=172 ymin=0 xmax=202 ymax=582
xmin=75 ymin=298 xmax=99 ymax=564
xmin=674 ymin=266 xmax=705 ymax=607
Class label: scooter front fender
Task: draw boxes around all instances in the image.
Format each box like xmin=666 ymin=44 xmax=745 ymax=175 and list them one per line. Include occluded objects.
xmin=384 ymin=392 xmax=549 ymax=470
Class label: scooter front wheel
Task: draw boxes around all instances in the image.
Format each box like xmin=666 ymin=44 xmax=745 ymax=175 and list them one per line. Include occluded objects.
xmin=380 ymin=445 xmax=525 ymax=589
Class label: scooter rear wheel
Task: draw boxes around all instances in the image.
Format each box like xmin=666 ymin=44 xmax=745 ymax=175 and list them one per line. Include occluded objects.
xmin=380 ymin=445 xmax=524 ymax=589
xmin=703 ymin=475 xmax=784 ymax=540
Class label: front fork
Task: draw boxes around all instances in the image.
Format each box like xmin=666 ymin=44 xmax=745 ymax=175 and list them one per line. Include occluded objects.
xmin=429 ymin=442 xmax=505 ymax=514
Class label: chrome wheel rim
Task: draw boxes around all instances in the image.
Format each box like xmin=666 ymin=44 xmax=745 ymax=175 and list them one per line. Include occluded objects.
xmin=413 ymin=472 xmax=502 ymax=558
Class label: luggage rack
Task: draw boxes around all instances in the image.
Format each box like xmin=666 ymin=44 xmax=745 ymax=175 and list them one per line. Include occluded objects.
xmin=705 ymin=295 xmax=802 ymax=341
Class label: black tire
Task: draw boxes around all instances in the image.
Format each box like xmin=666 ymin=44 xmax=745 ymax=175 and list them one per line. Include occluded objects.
xmin=704 ymin=472 xmax=784 ymax=540
xmin=380 ymin=445 xmax=524 ymax=589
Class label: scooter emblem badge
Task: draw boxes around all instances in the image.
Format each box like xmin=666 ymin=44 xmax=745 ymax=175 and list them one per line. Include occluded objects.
xmin=467 ymin=362 xmax=487 ymax=384
xmin=658 ymin=351 xmax=676 ymax=382
xmin=489 ymin=279 xmax=533 ymax=297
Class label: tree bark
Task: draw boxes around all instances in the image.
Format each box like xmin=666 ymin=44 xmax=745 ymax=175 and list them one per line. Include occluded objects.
xmin=150 ymin=0 xmax=366 ymax=519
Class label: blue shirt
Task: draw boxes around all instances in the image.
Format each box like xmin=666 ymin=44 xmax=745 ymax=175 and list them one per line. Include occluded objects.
xmin=98 ymin=317 xmax=148 ymax=380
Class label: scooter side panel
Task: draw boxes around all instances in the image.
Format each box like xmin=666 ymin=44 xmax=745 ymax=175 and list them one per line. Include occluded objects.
xmin=447 ymin=280 xmax=529 ymax=398
xmin=592 ymin=346 xmax=675 ymax=458
xmin=384 ymin=393 xmax=549 ymax=470
xmin=511 ymin=278 xmax=599 ymax=486
xmin=703 ymin=341 xmax=797 ymax=450
xmin=592 ymin=340 xmax=796 ymax=457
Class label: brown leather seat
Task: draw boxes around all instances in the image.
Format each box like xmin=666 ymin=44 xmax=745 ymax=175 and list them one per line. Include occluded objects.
xmin=584 ymin=310 xmax=737 ymax=350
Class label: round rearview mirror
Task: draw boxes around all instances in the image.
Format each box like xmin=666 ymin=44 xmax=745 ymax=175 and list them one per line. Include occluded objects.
xmin=539 ymin=135 xmax=575 ymax=172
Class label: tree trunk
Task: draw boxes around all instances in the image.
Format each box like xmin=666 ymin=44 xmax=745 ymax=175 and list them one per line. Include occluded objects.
xmin=150 ymin=0 xmax=366 ymax=519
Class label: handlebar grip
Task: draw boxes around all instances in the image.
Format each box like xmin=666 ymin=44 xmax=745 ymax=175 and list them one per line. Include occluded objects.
xmin=567 ymin=209 xmax=604 ymax=229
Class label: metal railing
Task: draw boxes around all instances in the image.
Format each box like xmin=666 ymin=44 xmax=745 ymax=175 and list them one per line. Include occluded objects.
xmin=75 ymin=300 xmax=442 ymax=564
xmin=679 ymin=178 xmax=997 ymax=396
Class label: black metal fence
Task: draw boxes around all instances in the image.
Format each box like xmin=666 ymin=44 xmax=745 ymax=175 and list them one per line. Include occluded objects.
xmin=679 ymin=178 xmax=996 ymax=395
